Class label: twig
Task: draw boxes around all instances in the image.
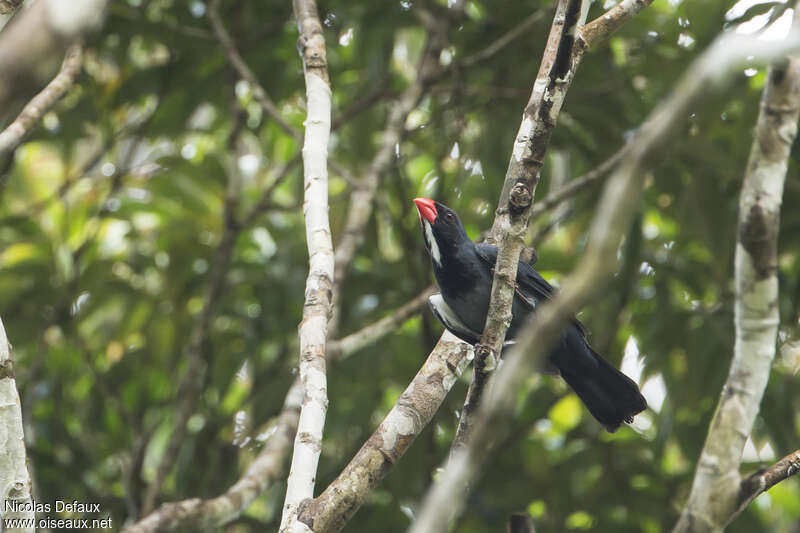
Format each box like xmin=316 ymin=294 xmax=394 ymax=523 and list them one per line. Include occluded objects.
xmin=207 ymin=0 xmax=354 ymax=194
xmin=208 ymin=0 xmax=300 ymax=142
xmin=0 ymin=45 xmax=82 ymax=156
xmin=327 ymin=285 xmax=436 ymax=361
xmin=411 ymin=25 xmax=800 ymax=533
xmin=529 ymin=144 xmax=627 ymax=220
xmin=673 ymin=7 xmax=800 ymax=531
xmin=278 ymin=1 xmax=334 ymax=531
xmin=121 ymin=381 xmax=303 ymax=533
xmin=461 ymin=10 xmax=546 ymax=68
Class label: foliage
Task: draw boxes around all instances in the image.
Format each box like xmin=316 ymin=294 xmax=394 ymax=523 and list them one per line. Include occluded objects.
xmin=1 ymin=0 xmax=799 ymax=531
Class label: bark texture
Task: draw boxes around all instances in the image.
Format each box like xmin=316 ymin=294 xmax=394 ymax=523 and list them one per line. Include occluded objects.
xmin=121 ymin=381 xmax=302 ymax=533
xmin=295 ymin=332 xmax=472 ymax=533
xmin=0 ymin=318 xmax=33 ymax=533
xmin=411 ymin=26 xmax=800 ymax=533
xmin=280 ymin=1 xmax=334 ymax=532
xmin=673 ymin=19 xmax=800 ymax=532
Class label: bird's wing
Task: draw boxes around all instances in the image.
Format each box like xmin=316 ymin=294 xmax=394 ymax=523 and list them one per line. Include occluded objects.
xmin=474 ymin=243 xmax=555 ymax=306
xmin=474 ymin=243 xmax=589 ymax=336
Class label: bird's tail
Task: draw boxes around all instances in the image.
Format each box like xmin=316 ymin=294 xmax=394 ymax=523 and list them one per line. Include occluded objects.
xmin=559 ymin=348 xmax=647 ymax=432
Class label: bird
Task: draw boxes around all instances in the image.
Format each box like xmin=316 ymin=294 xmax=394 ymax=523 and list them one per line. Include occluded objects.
xmin=413 ymin=197 xmax=647 ymax=432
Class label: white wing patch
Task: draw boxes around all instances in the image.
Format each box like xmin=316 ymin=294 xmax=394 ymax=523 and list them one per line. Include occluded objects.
xmin=428 ymin=294 xmax=477 ymax=344
xmin=424 ymin=220 xmax=442 ymax=267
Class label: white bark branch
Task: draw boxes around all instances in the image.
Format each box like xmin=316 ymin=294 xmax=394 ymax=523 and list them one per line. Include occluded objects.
xmin=673 ymin=9 xmax=800 ymax=532
xmin=0 ymin=317 xmax=33 ymax=533
xmin=280 ymin=1 xmax=334 ymax=531
xmin=411 ymin=26 xmax=800 ymax=533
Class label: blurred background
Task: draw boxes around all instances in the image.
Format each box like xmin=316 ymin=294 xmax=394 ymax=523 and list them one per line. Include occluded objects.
xmin=1 ymin=0 xmax=799 ymax=531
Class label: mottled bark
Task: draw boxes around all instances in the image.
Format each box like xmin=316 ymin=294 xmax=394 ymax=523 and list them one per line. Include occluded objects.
xmin=0 ymin=45 xmax=82 ymax=156
xmin=453 ymin=0 xmax=597 ymax=452
xmin=0 ymin=318 xmax=33 ymax=533
xmin=279 ymin=1 xmax=334 ymax=532
xmin=295 ymin=333 xmax=472 ymax=533
xmin=674 ymin=12 xmax=800 ymax=532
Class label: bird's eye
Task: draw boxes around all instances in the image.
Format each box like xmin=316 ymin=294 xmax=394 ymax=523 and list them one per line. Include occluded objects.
xmin=445 ymin=212 xmax=454 ymax=221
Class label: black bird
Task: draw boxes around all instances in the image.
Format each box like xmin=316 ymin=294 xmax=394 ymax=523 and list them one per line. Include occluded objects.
xmin=413 ymin=197 xmax=646 ymax=432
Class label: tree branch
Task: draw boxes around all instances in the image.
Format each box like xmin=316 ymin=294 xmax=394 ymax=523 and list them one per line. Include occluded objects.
xmin=673 ymin=8 xmax=800 ymax=532
xmin=0 ymin=0 xmax=106 ymax=108
xmin=294 ymin=332 xmax=472 ymax=533
xmin=411 ymin=26 xmax=800 ymax=533
xmin=452 ymin=0 xmax=592 ymax=454
xmin=0 ymin=44 xmax=82 ymax=157
xmin=279 ymin=1 xmax=334 ymax=531
xmin=327 ymin=285 xmax=436 ymax=361
xmin=0 ymin=316 xmax=34 ymax=532
xmin=208 ymin=0 xmax=301 ymax=143
xmin=142 ymin=126 xmax=244 ymax=514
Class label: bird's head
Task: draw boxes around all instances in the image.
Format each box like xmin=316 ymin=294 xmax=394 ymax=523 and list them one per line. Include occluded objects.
xmin=413 ymin=197 xmax=469 ymax=267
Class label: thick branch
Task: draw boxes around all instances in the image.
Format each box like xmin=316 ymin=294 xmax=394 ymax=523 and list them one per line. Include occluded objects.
xmin=0 ymin=45 xmax=82 ymax=156
xmin=0 ymin=317 xmax=34 ymax=533
xmin=674 ymin=10 xmax=800 ymax=532
xmin=411 ymin=28 xmax=800 ymax=533
xmin=295 ymin=333 xmax=472 ymax=533
xmin=279 ymin=1 xmax=334 ymax=531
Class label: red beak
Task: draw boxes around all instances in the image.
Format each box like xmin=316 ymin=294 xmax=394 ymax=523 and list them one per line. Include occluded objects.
xmin=413 ymin=197 xmax=437 ymax=224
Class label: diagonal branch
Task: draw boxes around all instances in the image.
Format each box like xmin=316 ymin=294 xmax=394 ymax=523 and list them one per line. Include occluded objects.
xmin=208 ymin=0 xmax=300 ymax=143
xmin=412 ymin=25 xmax=800 ymax=533
xmin=0 ymin=0 xmax=106 ymax=108
xmin=294 ymin=333 xmax=472 ymax=533
xmin=327 ymin=285 xmax=435 ymax=361
xmin=278 ymin=1 xmax=334 ymax=531
xmin=0 ymin=44 xmax=82 ymax=156
xmin=328 ymin=23 xmax=445 ymax=337
xmin=142 ymin=141 xmax=243 ymax=514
